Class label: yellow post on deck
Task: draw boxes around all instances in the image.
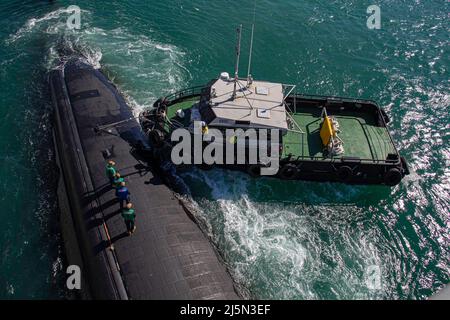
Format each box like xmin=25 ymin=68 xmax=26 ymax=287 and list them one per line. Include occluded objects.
xmin=320 ymin=116 xmax=335 ymax=146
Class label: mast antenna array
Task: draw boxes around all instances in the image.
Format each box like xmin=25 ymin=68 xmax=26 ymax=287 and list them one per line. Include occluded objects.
xmin=247 ymin=0 xmax=257 ymax=86
xmin=232 ymin=24 xmax=242 ymax=100
xmin=246 ymin=23 xmax=255 ymax=86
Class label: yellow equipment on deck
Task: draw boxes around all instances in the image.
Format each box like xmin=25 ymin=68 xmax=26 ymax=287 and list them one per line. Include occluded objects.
xmin=320 ymin=115 xmax=335 ymax=147
xmin=320 ymin=108 xmax=344 ymax=156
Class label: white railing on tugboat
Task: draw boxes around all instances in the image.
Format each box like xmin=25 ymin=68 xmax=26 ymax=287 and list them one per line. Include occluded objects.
xmin=164 ymin=86 xmax=205 ymax=105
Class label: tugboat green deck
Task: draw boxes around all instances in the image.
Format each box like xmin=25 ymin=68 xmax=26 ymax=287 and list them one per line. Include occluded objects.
xmin=282 ymin=104 xmax=396 ymax=161
xmin=140 ymin=81 xmax=409 ymax=186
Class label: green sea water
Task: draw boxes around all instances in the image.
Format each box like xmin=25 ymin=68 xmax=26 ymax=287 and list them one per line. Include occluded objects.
xmin=0 ymin=0 xmax=448 ymax=299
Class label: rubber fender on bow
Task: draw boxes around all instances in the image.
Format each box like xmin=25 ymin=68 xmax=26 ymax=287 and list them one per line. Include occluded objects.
xmin=278 ymin=163 xmax=299 ymax=180
xmin=336 ymin=166 xmax=353 ymax=183
xmin=384 ymin=168 xmax=402 ymax=186
xmin=149 ymin=129 xmax=165 ymax=147
xmin=247 ymin=164 xmax=262 ymax=178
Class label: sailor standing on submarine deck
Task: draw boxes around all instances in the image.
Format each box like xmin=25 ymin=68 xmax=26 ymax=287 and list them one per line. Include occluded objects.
xmin=116 ymin=181 xmax=131 ymax=210
xmin=112 ymin=172 xmax=124 ymax=190
xmin=105 ymin=160 xmax=117 ymax=185
xmin=122 ymin=203 xmax=136 ymax=235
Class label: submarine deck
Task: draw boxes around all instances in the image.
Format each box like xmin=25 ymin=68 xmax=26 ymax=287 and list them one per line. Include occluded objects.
xmin=52 ymin=61 xmax=239 ymax=299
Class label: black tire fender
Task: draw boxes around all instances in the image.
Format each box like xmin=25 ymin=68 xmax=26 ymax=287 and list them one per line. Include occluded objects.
xmin=161 ymin=142 xmax=173 ymax=162
xmin=400 ymin=157 xmax=410 ymax=175
xmin=149 ymin=129 xmax=165 ymax=147
xmin=380 ymin=108 xmax=390 ymax=124
xmin=278 ymin=164 xmax=299 ymax=180
xmin=384 ymin=168 xmax=402 ymax=186
xmin=247 ymin=164 xmax=261 ymax=178
xmin=336 ymin=166 xmax=353 ymax=183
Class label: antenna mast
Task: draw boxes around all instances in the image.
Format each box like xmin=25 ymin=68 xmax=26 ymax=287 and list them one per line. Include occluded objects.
xmin=246 ymin=23 xmax=255 ymax=86
xmin=232 ymin=24 xmax=242 ymax=100
xmin=247 ymin=0 xmax=257 ymax=86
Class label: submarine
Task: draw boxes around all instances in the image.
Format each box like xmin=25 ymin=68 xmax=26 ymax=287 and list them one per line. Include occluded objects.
xmin=50 ymin=58 xmax=239 ymax=299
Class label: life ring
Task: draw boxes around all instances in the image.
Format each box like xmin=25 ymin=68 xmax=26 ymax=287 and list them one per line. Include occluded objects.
xmin=247 ymin=164 xmax=261 ymax=178
xmin=149 ymin=129 xmax=165 ymax=147
xmin=336 ymin=166 xmax=353 ymax=183
xmin=384 ymin=168 xmax=402 ymax=186
xmin=278 ymin=164 xmax=299 ymax=180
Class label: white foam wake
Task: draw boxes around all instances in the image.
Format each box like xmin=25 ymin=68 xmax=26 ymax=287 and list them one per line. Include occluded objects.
xmin=180 ymin=168 xmax=386 ymax=299
xmin=6 ymin=7 xmax=89 ymax=44
xmin=6 ymin=7 xmax=189 ymax=114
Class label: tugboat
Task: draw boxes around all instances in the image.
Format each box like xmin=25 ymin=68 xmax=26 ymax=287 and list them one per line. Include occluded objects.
xmin=140 ymin=26 xmax=409 ymax=186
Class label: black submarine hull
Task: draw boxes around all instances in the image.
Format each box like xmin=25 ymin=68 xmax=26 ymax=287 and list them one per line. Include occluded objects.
xmin=50 ymin=59 xmax=239 ymax=300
